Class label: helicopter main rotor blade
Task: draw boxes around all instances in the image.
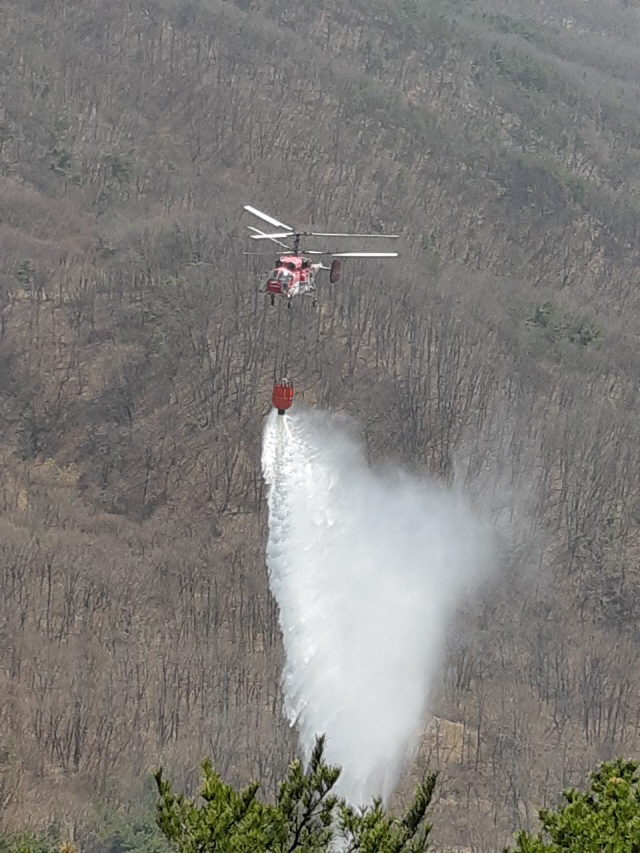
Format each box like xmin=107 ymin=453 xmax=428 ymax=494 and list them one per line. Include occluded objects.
xmin=332 ymin=252 xmax=399 ymax=258
xmin=306 ymin=232 xmax=400 ymax=239
xmin=247 ymin=226 xmax=293 ymax=250
xmin=250 ymin=231 xmax=295 ymax=240
xmin=244 ymin=205 xmax=292 ymax=231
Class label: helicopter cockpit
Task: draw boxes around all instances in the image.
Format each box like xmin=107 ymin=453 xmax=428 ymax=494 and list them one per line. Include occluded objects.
xmin=275 ymin=269 xmax=293 ymax=286
xmin=266 ymin=267 xmax=294 ymax=294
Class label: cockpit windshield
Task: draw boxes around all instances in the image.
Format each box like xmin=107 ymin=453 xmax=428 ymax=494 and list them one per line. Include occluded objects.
xmin=273 ymin=269 xmax=293 ymax=284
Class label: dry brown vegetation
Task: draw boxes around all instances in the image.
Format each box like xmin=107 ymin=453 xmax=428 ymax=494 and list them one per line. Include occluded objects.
xmin=1 ymin=0 xmax=640 ymax=849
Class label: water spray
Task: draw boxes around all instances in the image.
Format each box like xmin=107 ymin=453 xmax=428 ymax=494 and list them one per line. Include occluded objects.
xmin=262 ymin=408 xmax=495 ymax=805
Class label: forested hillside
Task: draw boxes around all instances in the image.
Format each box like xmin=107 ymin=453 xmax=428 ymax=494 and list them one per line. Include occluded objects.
xmin=1 ymin=0 xmax=639 ymax=849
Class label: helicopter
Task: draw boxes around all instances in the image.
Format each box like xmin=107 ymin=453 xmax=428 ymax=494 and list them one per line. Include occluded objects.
xmin=244 ymin=205 xmax=399 ymax=306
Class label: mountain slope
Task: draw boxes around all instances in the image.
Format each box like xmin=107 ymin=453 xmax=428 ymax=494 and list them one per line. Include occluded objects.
xmin=1 ymin=1 xmax=639 ymax=849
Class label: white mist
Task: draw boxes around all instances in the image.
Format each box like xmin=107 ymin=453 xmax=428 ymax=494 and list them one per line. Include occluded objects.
xmin=262 ymin=409 xmax=495 ymax=805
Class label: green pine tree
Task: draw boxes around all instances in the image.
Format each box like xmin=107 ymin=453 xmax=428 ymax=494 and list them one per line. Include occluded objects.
xmin=154 ymin=736 xmax=435 ymax=852
xmin=507 ymin=759 xmax=640 ymax=852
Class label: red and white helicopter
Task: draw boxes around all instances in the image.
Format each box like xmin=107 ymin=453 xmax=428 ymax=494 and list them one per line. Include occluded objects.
xmin=244 ymin=205 xmax=399 ymax=306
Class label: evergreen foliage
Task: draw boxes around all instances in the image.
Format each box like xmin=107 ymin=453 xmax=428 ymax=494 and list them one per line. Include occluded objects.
xmin=508 ymin=760 xmax=640 ymax=852
xmin=155 ymin=737 xmax=435 ymax=852
xmin=92 ymin=802 xmax=169 ymax=853
xmin=0 ymin=836 xmax=56 ymax=853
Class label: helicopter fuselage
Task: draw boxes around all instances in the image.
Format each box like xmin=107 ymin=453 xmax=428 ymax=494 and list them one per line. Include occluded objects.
xmin=264 ymin=255 xmax=320 ymax=301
